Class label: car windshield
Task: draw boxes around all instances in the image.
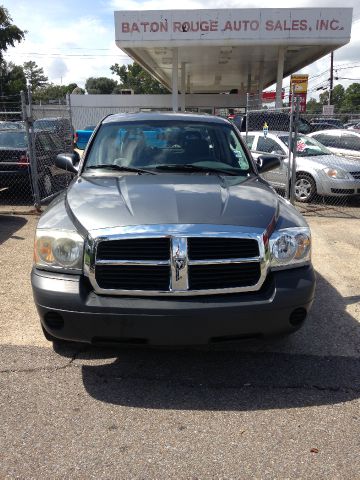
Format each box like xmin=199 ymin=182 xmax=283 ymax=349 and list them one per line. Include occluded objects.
xmin=85 ymin=121 xmax=252 ymax=175
xmin=0 ymin=131 xmax=27 ymax=148
xmin=279 ymin=134 xmax=332 ymax=157
xmin=34 ymin=120 xmax=56 ymax=130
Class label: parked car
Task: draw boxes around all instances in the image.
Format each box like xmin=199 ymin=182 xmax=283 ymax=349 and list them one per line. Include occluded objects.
xmin=244 ymin=131 xmax=360 ymax=202
xmin=344 ymin=120 xmax=360 ymax=129
xmin=308 ymin=129 xmax=360 ymax=160
xmin=347 ymin=122 xmax=360 ymax=132
xmin=229 ymin=112 xmax=313 ymax=135
xmin=34 ymin=117 xmax=73 ymax=150
xmin=0 ymin=129 xmax=70 ymax=197
xmin=31 ymin=112 xmax=315 ymax=346
xmin=74 ymin=125 xmax=96 ymax=150
xmin=310 ymin=117 xmax=344 ymax=129
xmin=308 ymin=121 xmax=341 ymax=132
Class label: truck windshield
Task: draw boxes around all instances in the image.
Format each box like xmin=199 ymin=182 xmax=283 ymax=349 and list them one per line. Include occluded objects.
xmin=85 ymin=121 xmax=252 ymax=175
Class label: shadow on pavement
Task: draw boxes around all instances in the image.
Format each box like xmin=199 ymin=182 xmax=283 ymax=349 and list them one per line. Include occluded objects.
xmin=50 ymin=271 xmax=360 ymax=411
xmin=0 ymin=215 xmax=28 ymax=245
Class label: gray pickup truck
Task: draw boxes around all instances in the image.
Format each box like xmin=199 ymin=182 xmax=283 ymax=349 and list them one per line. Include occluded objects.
xmin=31 ymin=112 xmax=315 ymax=346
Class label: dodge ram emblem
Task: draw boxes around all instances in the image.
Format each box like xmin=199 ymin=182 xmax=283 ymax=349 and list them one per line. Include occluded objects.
xmin=175 ymin=258 xmax=186 ymax=281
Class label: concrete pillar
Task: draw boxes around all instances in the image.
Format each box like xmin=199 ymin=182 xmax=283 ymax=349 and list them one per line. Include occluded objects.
xmin=172 ymin=48 xmax=179 ymax=112
xmin=180 ymin=62 xmax=186 ymax=112
xmin=275 ymin=47 xmax=285 ymax=108
xmin=258 ymin=59 xmax=264 ymax=108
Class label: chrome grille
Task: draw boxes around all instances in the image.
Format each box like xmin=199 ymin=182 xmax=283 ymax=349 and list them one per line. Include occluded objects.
xmin=87 ymin=225 xmax=267 ymax=296
xmin=349 ymin=171 xmax=360 ymax=180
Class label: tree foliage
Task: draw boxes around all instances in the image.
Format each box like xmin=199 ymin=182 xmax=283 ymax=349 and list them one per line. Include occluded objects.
xmin=32 ymin=82 xmax=81 ymax=103
xmin=0 ymin=6 xmax=25 ymax=61
xmin=23 ymin=61 xmax=48 ymax=91
xmin=85 ymin=77 xmax=118 ymax=94
xmin=110 ymin=62 xmax=168 ymax=94
xmin=306 ymin=83 xmax=360 ymax=113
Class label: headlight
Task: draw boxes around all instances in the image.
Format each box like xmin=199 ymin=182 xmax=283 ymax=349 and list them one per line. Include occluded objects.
xmin=323 ymin=167 xmax=349 ymax=179
xmin=34 ymin=230 xmax=84 ymax=273
xmin=270 ymin=227 xmax=311 ymax=270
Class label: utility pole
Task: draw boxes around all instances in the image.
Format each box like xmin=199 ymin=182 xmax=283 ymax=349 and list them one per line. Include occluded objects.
xmin=328 ymin=51 xmax=334 ymax=105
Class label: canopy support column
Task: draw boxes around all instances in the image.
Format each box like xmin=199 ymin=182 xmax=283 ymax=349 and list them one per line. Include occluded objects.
xmin=180 ymin=62 xmax=186 ymax=112
xmin=275 ymin=47 xmax=285 ymax=108
xmin=172 ymin=48 xmax=179 ymax=112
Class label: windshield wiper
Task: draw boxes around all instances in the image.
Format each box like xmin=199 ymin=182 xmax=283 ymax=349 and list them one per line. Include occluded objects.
xmin=85 ymin=164 xmax=156 ymax=175
xmin=154 ymin=164 xmax=247 ymax=176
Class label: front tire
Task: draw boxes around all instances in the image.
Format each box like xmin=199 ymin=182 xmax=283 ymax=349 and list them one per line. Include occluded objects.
xmin=294 ymin=173 xmax=316 ymax=203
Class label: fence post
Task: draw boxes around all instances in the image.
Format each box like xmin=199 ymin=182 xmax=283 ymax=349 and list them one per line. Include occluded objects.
xmin=21 ymin=89 xmax=41 ymax=209
xmin=286 ymin=87 xmax=295 ymax=200
xmin=245 ymin=93 xmax=249 ymax=142
xmin=66 ymin=93 xmax=74 ymax=150
xmin=290 ymin=96 xmax=300 ymax=205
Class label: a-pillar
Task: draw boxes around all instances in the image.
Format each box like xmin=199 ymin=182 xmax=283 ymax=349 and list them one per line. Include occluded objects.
xmin=275 ymin=47 xmax=285 ymax=108
xmin=172 ymin=48 xmax=179 ymax=112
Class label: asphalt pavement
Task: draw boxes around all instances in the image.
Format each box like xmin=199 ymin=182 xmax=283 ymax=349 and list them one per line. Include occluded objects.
xmin=0 ymin=213 xmax=359 ymax=479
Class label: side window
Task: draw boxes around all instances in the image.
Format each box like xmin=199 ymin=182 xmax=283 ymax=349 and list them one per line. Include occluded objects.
xmin=257 ymin=137 xmax=284 ymax=154
xmin=340 ymin=135 xmax=360 ymax=151
xmin=312 ymin=134 xmax=333 ymax=147
xmin=38 ymin=134 xmax=56 ymax=152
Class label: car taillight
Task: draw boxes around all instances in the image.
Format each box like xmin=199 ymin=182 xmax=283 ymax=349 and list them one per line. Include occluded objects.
xmin=19 ymin=154 xmax=29 ymax=168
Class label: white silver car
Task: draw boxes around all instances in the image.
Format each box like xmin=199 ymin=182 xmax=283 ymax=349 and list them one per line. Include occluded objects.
xmin=308 ymin=129 xmax=360 ymax=160
xmin=244 ymin=131 xmax=360 ymax=203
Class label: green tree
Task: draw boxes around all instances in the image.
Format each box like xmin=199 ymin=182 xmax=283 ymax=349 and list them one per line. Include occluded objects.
xmin=0 ymin=61 xmax=26 ymax=96
xmin=341 ymin=83 xmax=360 ymax=112
xmin=23 ymin=60 xmax=48 ymax=91
xmin=306 ymin=97 xmax=322 ymax=114
xmin=33 ymin=82 xmax=81 ymax=103
xmin=85 ymin=77 xmax=118 ymax=94
xmin=110 ymin=62 xmax=168 ymax=94
xmin=319 ymin=90 xmax=329 ymax=105
xmin=0 ymin=6 xmax=25 ymax=62
xmin=72 ymin=86 xmax=85 ymax=94
xmin=331 ymin=84 xmax=345 ymax=111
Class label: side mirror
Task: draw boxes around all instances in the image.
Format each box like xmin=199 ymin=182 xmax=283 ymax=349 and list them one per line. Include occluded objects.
xmin=55 ymin=152 xmax=79 ymax=174
xmin=256 ymin=154 xmax=281 ymax=173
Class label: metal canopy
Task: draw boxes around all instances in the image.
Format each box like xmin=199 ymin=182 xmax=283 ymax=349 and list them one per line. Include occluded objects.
xmin=115 ymin=8 xmax=352 ymax=96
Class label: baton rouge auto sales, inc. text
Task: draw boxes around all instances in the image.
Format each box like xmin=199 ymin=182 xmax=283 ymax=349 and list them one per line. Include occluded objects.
xmin=121 ymin=18 xmax=345 ymax=34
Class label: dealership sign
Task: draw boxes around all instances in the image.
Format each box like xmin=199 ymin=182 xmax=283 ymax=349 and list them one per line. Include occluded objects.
xmin=115 ymin=9 xmax=352 ymax=43
xmin=290 ymin=74 xmax=309 ymax=113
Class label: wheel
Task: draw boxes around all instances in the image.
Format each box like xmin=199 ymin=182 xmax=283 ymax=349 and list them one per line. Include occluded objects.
xmin=294 ymin=173 xmax=316 ymax=203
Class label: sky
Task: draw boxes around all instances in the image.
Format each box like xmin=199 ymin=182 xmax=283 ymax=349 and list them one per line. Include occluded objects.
xmin=3 ymin=0 xmax=360 ymax=99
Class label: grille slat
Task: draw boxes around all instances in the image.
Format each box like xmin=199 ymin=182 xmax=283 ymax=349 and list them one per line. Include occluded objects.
xmin=96 ymin=238 xmax=170 ymax=260
xmin=96 ymin=265 xmax=170 ymax=290
xmin=189 ymin=263 xmax=261 ymax=290
xmin=188 ymin=238 xmax=259 ymax=259
xmin=349 ymin=171 xmax=360 ymax=180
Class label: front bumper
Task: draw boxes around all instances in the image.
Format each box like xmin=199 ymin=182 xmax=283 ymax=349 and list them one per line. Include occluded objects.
xmin=32 ymin=266 xmax=316 ymax=346
xmin=317 ymin=176 xmax=360 ymax=196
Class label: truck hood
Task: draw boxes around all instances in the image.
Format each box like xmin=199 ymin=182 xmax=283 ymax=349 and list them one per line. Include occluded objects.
xmin=65 ymin=173 xmax=279 ymax=232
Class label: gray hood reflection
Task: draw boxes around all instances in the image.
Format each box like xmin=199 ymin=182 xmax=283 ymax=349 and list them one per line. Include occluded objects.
xmin=66 ymin=174 xmax=279 ymax=232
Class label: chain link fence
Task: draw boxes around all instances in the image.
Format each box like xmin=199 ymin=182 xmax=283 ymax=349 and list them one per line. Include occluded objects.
xmin=1 ymin=91 xmax=359 ymax=219
xmin=0 ymin=94 xmax=32 ymax=212
xmin=0 ymin=92 xmax=75 ymax=213
xmin=241 ymin=94 xmax=360 ymax=219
